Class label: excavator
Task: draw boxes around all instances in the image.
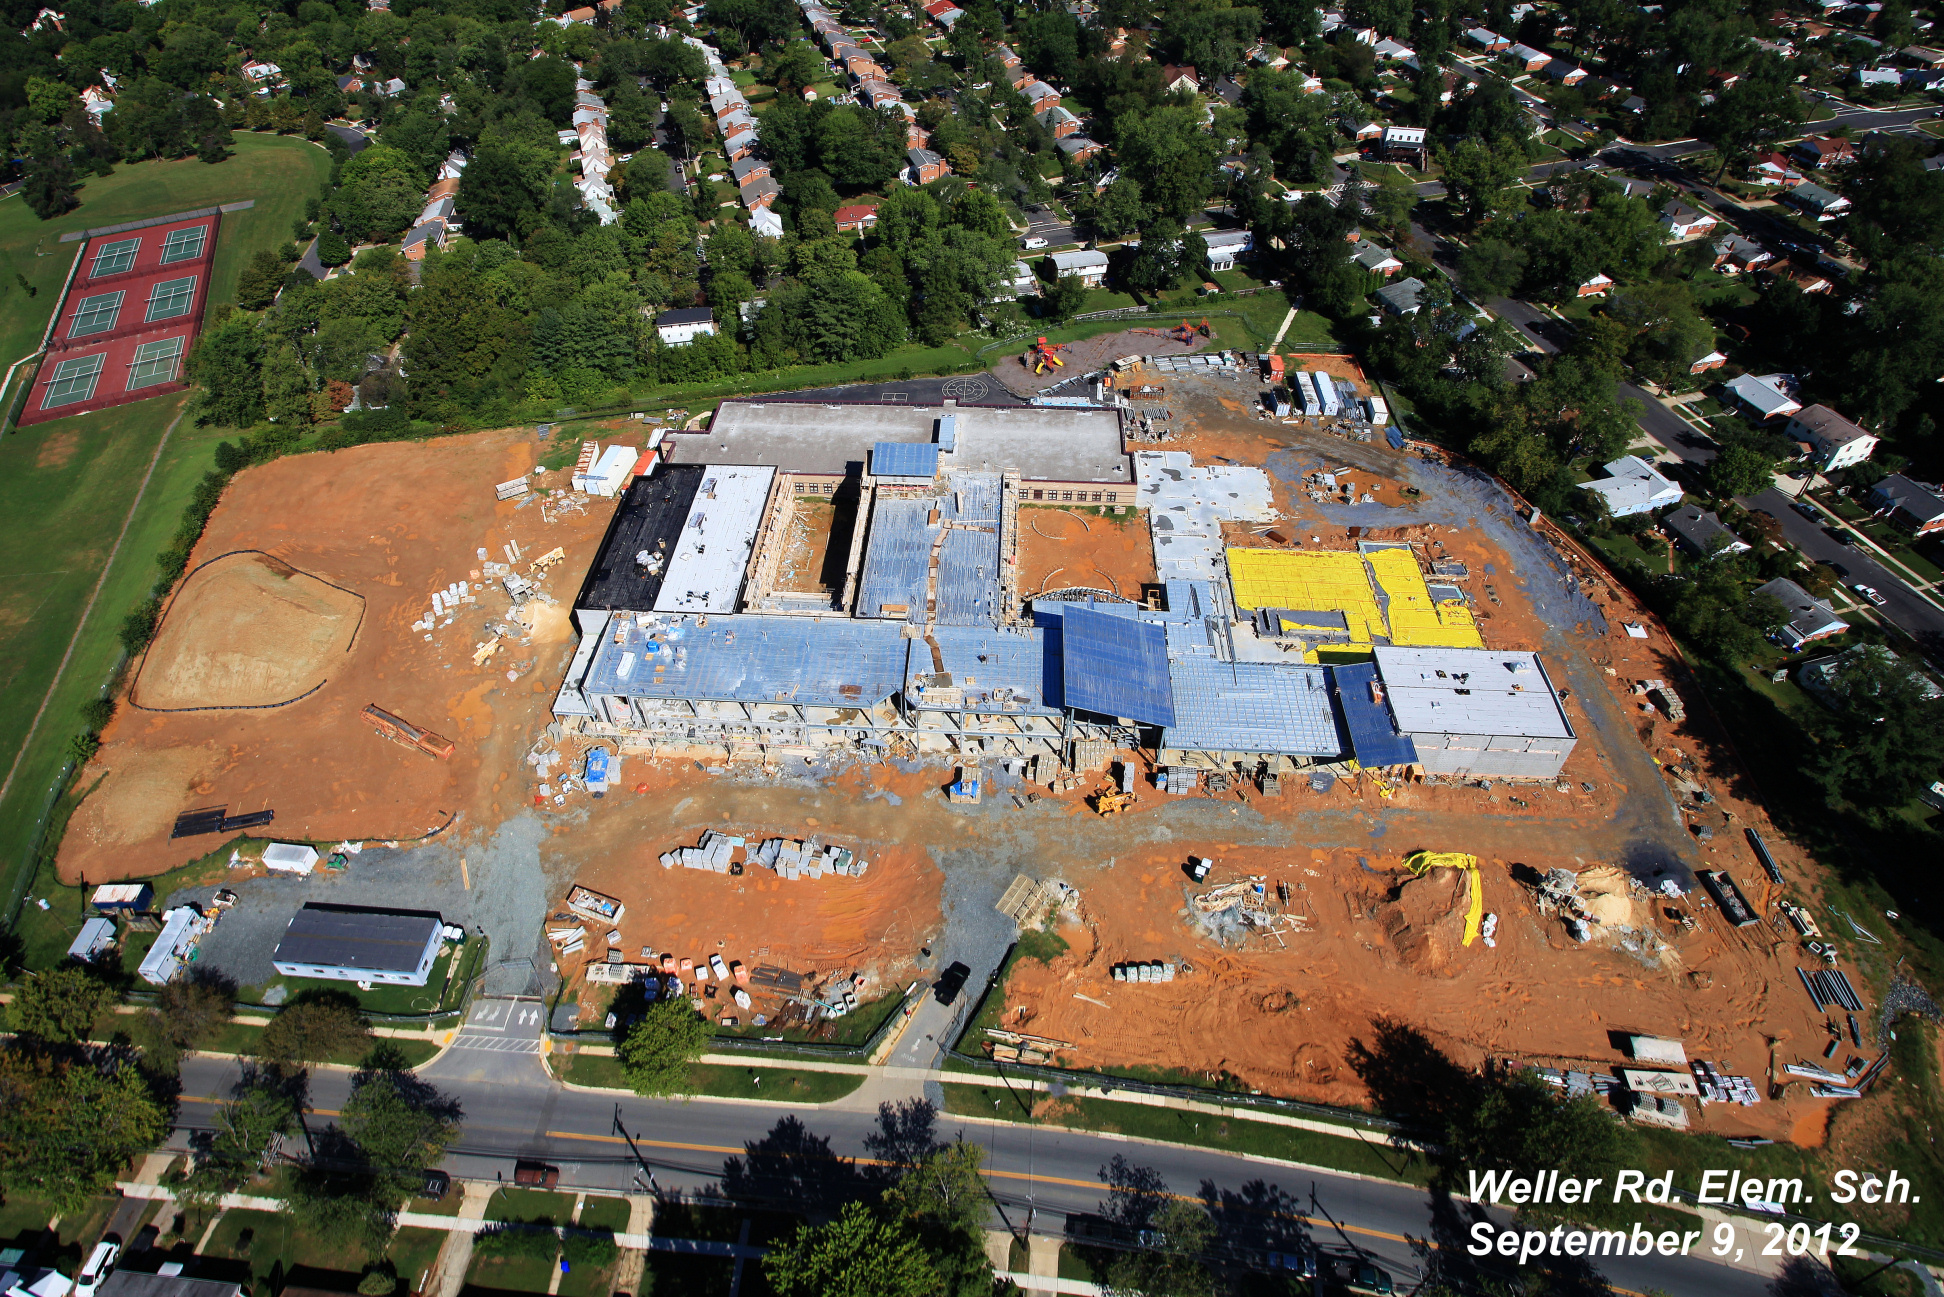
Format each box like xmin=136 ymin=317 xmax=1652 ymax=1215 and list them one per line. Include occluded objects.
xmin=1091 ymin=789 xmax=1138 ymax=816
xmin=1025 ymin=337 xmax=1069 ymax=374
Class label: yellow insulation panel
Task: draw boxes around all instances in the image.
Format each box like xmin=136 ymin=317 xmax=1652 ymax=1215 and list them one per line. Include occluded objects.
xmin=1365 ymin=548 xmax=1485 ymax=649
xmin=1225 ymin=549 xmax=1384 ymax=644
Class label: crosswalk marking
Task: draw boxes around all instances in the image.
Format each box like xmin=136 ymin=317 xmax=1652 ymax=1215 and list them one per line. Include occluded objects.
xmin=450 ymin=1034 xmax=541 ymax=1054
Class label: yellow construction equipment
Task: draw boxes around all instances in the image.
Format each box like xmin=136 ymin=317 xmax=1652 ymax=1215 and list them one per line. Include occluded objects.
xmin=1091 ymin=790 xmax=1138 ymax=817
xmin=1403 ymin=851 xmax=1485 ymax=946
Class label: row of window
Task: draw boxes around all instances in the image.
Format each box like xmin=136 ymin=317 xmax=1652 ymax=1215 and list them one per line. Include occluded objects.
xmin=1032 ymin=489 xmax=1119 ymax=503
xmin=791 ymin=481 xmax=839 ymax=494
xmin=40 ymin=336 xmax=186 ymax=410
xmin=87 ymin=224 xmax=208 ymax=280
xmin=68 ymin=276 xmax=198 ymax=339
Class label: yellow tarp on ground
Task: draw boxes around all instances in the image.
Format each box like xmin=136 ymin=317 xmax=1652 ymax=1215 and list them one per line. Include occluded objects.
xmin=1224 ymin=547 xmax=1484 ymax=652
xmin=1403 ymin=851 xmax=1486 ymax=947
xmin=1365 ymin=548 xmax=1485 ymax=649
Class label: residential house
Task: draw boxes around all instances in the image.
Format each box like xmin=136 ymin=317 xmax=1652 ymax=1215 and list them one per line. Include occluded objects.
xmin=1374 ymin=276 xmax=1427 ymax=315
xmin=1037 ymin=104 xmax=1082 ymax=137
xmin=1855 ymin=65 xmax=1902 ymax=87
xmin=1902 ymin=43 xmax=1944 ymax=66
xmin=1202 ymin=229 xmax=1252 ymax=271
xmin=1381 ymin=125 xmax=1428 ymax=166
xmin=1868 ymin=473 xmax=1944 ymax=535
xmin=1661 ymin=504 xmax=1751 ymax=557
xmin=1577 ymin=272 xmax=1614 ymax=297
xmin=1581 ymin=454 xmax=1683 ymax=517
xmin=1792 ymin=135 xmax=1854 ymax=168
xmin=1688 ymin=348 xmax=1728 ymax=375
xmin=1109 ymin=28 xmax=1132 ymax=57
xmin=1343 ymin=117 xmax=1385 ymax=141
xmin=1580 ymin=76 xmax=1625 ymax=101
xmin=1712 ymin=232 xmax=1772 ymax=273
xmin=1505 ymin=43 xmax=1551 ymax=71
xmin=1787 ymin=404 xmax=1876 ymax=471
xmin=906 ymin=147 xmax=951 ymax=184
xmin=376 ymin=76 xmax=406 ymax=97
xmin=1295 ymin=72 xmax=1325 ymax=93
xmin=1723 ymin=372 xmax=1802 ymax=420
xmin=241 ymin=59 xmax=282 ymax=82
xmin=1047 ymin=248 xmax=1109 ymax=287
xmin=1019 ymin=79 xmax=1061 ymax=111
xmin=1353 ymin=243 xmax=1404 ymax=276
xmin=1798 ymin=644 xmax=1941 ymax=708
xmin=80 ymin=84 xmax=112 ymax=122
xmin=731 ymin=157 xmax=770 ymax=185
xmin=655 ymin=307 xmax=717 ymax=345
xmin=1544 ymin=58 xmax=1588 ymax=84
xmin=1465 ymin=26 xmax=1510 ymax=50
xmin=1374 ymin=37 xmax=1414 ymax=60
xmin=922 ymin=0 xmax=963 ymax=27
xmin=723 ymin=126 xmax=758 ymax=160
xmin=739 ymin=175 xmax=781 ymax=210
xmin=336 ymin=73 xmax=364 ymax=94
xmin=750 ymin=206 xmax=784 ymax=238
xmin=1659 ymin=200 xmax=1717 ymax=241
xmin=1160 ymin=64 xmax=1199 ymax=93
xmin=992 ymin=43 xmax=1022 ymax=73
xmin=1056 ymin=135 xmax=1104 ymax=164
xmin=857 ymin=79 xmax=903 ymax=109
xmin=1756 ymin=576 xmax=1848 ymax=649
xmin=1905 ymin=68 xmax=1944 ymax=90
xmin=833 ymin=203 xmax=879 ymax=233
xmin=718 ymin=107 xmax=757 ymax=139
xmin=1785 ymin=180 xmax=1850 ymax=221
xmin=1766 ymin=262 xmax=1834 ymax=293
xmin=995 ymin=259 xmax=1039 ymax=301
xmin=1621 ymin=93 xmax=1647 ymax=114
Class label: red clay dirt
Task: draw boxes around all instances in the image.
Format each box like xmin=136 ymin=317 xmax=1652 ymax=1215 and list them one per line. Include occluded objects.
xmin=1015 ymin=503 xmax=1156 ymax=600
xmin=60 ymin=430 xmax=613 ymax=881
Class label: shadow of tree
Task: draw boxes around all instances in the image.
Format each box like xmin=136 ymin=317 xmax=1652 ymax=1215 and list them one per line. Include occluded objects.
xmin=719 ymin=1115 xmax=869 ymax=1213
xmin=862 ymin=1097 xmax=941 ymax=1170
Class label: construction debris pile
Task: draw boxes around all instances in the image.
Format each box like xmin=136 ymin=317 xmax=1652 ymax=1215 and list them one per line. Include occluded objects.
xmin=983 ymin=1027 xmax=1072 ymax=1064
xmin=1528 ymin=865 xmax=1676 ymax=959
xmin=659 ymin=829 xmax=871 ymax=880
xmin=1190 ymin=875 xmax=1307 ymax=947
xmin=1112 ymin=960 xmax=1180 ymax=983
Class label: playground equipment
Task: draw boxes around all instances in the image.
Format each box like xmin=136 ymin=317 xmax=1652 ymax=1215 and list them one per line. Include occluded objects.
xmin=1025 ymin=337 xmax=1069 ymax=373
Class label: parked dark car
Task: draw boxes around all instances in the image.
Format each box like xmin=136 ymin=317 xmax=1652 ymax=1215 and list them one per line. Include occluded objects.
xmin=932 ymin=962 xmax=972 ymax=1006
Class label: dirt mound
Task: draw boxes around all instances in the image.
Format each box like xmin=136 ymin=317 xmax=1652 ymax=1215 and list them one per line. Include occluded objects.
xmin=990 ymin=327 xmax=1204 ymax=398
xmin=136 ymin=551 xmax=362 ymax=708
xmin=1371 ymin=867 xmax=1471 ymax=976
xmin=1575 ymin=865 xmax=1641 ymax=928
xmin=75 ymin=744 xmax=225 ymax=849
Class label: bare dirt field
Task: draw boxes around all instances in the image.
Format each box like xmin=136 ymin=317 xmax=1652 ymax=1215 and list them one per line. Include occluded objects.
xmin=133 ymin=551 xmax=364 ymax=708
xmin=988 ymin=327 xmax=1204 ymax=398
xmin=60 ymin=429 xmax=613 ymax=881
xmin=777 ymin=498 xmax=840 ymax=595
xmin=1016 ymin=503 xmax=1155 ymax=600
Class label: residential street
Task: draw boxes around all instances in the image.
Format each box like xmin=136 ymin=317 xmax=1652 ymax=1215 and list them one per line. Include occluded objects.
xmin=162 ymin=1037 xmax=1797 ymax=1296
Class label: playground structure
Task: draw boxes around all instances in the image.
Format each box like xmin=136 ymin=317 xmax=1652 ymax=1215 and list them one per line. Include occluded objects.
xmin=1025 ymin=337 xmax=1069 ymax=373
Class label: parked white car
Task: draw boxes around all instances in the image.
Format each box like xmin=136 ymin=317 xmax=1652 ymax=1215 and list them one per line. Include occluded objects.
xmin=1021 ymin=235 xmax=1049 ymax=249
xmin=76 ymin=1239 xmax=121 ymax=1297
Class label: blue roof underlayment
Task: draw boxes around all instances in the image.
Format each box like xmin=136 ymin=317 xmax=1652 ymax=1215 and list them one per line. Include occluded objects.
xmin=857 ymin=473 xmax=1001 ymax=625
xmin=871 ymin=441 xmax=939 ymax=479
xmin=1329 ymin=661 xmax=1421 ymax=767
xmin=1059 ymin=603 xmax=1176 ymax=725
xmin=906 ymin=626 xmax=1059 ymax=714
xmin=1161 ymin=659 xmax=1342 ymax=756
xmin=583 ymin=614 xmax=907 ymax=707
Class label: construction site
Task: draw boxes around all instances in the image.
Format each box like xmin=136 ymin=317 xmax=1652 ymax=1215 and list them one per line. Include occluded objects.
xmin=53 ymin=348 xmax=1898 ymax=1142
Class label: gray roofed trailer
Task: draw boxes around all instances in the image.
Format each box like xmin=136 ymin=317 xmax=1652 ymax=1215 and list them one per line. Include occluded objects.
xmin=1311 ymin=372 xmax=1339 ymax=417
xmin=271 ymin=904 xmax=445 ymax=986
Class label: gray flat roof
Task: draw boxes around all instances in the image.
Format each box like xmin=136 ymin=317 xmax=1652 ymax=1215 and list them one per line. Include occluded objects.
xmin=1162 ymin=659 xmax=1342 ymax=755
xmin=855 ymin=474 xmax=1002 ymax=625
xmin=907 ymin=626 xmax=1059 ymax=714
xmin=1372 ymin=646 xmax=1575 ymax=739
xmin=272 ymin=904 xmax=442 ymax=974
xmin=653 ymin=466 xmax=775 ymax=615
xmin=677 ymin=401 xmax=1130 ymax=484
xmin=584 ymin=612 xmax=907 ymax=706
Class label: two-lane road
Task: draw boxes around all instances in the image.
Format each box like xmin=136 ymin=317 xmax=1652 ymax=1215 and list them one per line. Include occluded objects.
xmin=160 ymin=1018 xmax=1797 ymax=1297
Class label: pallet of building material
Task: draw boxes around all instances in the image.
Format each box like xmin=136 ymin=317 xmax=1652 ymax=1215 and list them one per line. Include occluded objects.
xmin=750 ymin=965 xmax=804 ymax=994
xmin=1744 ymin=828 xmax=1784 ymax=885
xmin=495 ymin=476 xmax=531 ymax=500
xmin=565 ymin=884 xmax=624 ymax=924
xmin=585 ymin=961 xmax=654 ymax=985
xmin=363 ymin=705 xmax=457 ymax=759
xmin=996 ymin=874 xmax=1047 ymax=924
xmin=1696 ymin=870 xmax=1757 ymax=926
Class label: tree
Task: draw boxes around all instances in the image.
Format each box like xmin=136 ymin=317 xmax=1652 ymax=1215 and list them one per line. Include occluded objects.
xmin=181 ymin=1075 xmax=297 ymax=1214
xmin=318 ymin=231 xmax=351 ymax=266
xmin=1436 ymin=136 xmax=1526 ymax=228
xmin=1458 ymin=238 xmax=1528 ymax=299
xmin=456 ymin=139 xmax=556 ymax=242
xmin=333 ymin=145 xmax=428 ymax=242
xmin=236 ymin=250 xmax=287 ymax=311
xmin=881 ymin=1142 xmax=987 ymax=1233
xmin=1811 ymin=647 xmax=1944 ymax=809
xmin=256 ymin=998 xmax=371 ymax=1070
xmin=1706 ymin=443 xmax=1775 ymax=500
xmin=1696 ymin=63 xmax=1803 ymax=184
xmin=1102 ymin=1198 xmax=1217 ymax=1297
xmin=764 ymin=1201 xmax=940 ymax=1297
xmin=616 ymin=996 xmax=709 ymax=1096
xmin=155 ymin=973 xmax=236 ymax=1051
xmin=1046 ymin=274 xmax=1089 ymax=321
xmin=1093 ymin=176 xmax=1150 ymax=240
xmin=0 ymin=1049 xmax=170 ymax=1212
xmin=22 ymin=156 xmax=79 ymax=220
xmin=8 ymin=966 xmax=115 ymax=1044
xmin=768 ymin=40 xmax=825 ymax=94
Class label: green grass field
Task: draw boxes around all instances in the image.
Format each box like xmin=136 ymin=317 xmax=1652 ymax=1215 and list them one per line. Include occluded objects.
xmin=0 ymin=133 xmax=334 ymax=378
xmin=561 ymin=1053 xmax=865 ymax=1103
xmin=0 ymin=136 xmax=334 ymax=946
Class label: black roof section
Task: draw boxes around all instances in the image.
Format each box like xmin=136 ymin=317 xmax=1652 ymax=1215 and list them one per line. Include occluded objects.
xmin=656 ymin=306 xmax=714 ymax=325
xmin=272 ymin=903 xmax=442 ymax=974
xmin=574 ymin=464 xmax=704 ymax=612
xmin=99 ymin=1274 xmax=241 ymax=1297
